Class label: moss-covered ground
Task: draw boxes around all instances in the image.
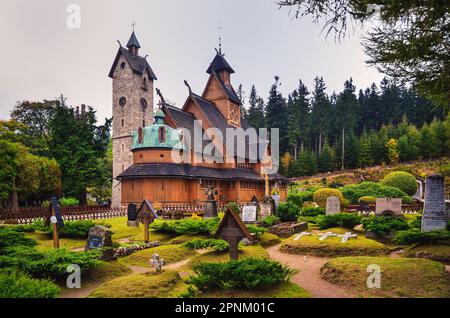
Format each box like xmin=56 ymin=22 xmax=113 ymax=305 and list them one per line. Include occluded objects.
xmin=320 ymin=256 xmax=450 ymax=298
xmin=280 ymin=227 xmax=390 ymax=257
xmin=405 ymin=242 xmax=450 ymax=263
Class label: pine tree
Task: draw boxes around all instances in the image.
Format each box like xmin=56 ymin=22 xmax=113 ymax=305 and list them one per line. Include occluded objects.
xmin=236 ymin=84 xmax=247 ymax=118
xmin=246 ymin=85 xmax=265 ymax=130
xmin=318 ymin=142 xmax=335 ymax=172
xmin=287 ymin=80 xmax=310 ymax=159
xmin=358 ymin=132 xmax=374 ymax=167
xmin=265 ymin=76 xmax=289 ymax=154
xmin=311 ymin=77 xmax=331 ymax=153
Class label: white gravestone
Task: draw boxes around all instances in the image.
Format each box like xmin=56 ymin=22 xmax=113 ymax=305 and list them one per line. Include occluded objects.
xmin=375 ymin=198 xmax=402 ymax=216
xmin=294 ymin=232 xmax=312 ymax=241
xmin=242 ymin=205 xmax=257 ymax=223
xmin=339 ymin=232 xmax=358 ymax=243
xmin=326 ymin=196 xmax=341 ymax=215
xmin=318 ymin=232 xmax=338 ymax=241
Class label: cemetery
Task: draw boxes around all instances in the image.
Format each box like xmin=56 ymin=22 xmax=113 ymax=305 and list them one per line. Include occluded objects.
xmin=0 ymin=170 xmax=449 ymax=298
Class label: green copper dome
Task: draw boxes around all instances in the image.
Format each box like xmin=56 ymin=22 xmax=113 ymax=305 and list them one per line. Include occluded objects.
xmin=131 ymin=112 xmax=184 ymax=150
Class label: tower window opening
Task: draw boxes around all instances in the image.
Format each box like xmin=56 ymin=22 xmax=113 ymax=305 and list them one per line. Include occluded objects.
xmin=158 ymin=127 xmax=166 ymax=143
xmin=121 ymin=119 xmax=124 ymax=127
xmin=138 ymin=127 xmax=143 ymax=144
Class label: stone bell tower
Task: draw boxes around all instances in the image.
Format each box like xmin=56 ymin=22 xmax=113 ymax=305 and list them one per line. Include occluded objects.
xmin=109 ymin=31 xmax=157 ymax=207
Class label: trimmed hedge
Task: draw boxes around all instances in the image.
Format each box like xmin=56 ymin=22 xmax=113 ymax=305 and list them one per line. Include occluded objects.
xmin=362 ymin=216 xmax=410 ymax=236
xmin=381 ymin=171 xmax=418 ymax=196
xmin=313 ymin=188 xmax=344 ymax=208
xmin=301 ymin=207 xmax=325 ymax=217
xmin=358 ymin=196 xmax=377 ymax=204
xmin=393 ymin=229 xmax=450 ymax=245
xmin=186 ymin=258 xmax=294 ymax=291
xmin=339 ymin=182 xmax=408 ymax=204
xmin=0 ymin=269 xmax=60 ymax=298
xmin=151 ymin=218 xmax=220 ymax=235
xmin=260 ymin=216 xmax=280 ymax=227
xmin=316 ymin=213 xmax=362 ymax=230
xmin=276 ymin=202 xmax=301 ymax=222
xmin=287 ymin=194 xmax=303 ymax=208
xmin=184 ymin=239 xmax=229 ymax=252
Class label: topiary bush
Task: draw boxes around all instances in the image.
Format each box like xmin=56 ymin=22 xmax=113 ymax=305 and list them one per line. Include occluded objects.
xmin=362 ymin=216 xmax=410 ymax=236
xmin=339 ymin=182 xmax=408 ymax=204
xmin=301 ymin=207 xmax=325 ymax=217
xmin=247 ymin=225 xmax=267 ymax=237
xmin=260 ymin=215 xmax=280 ymax=227
xmin=0 ymin=269 xmax=60 ymax=298
xmin=51 ymin=220 xmax=111 ymax=239
xmin=316 ymin=213 xmax=362 ymax=230
xmin=186 ymin=258 xmax=294 ymax=291
xmin=313 ymin=188 xmax=344 ymax=208
xmin=358 ymin=196 xmax=377 ymax=204
xmin=287 ymin=194 xmax=303 ymax=208
xmin=184 ymin=239 xmax=229 ymax=252
xmin=381 ymin=171 xmax=418 ymax=195
xmin=393 ymin=229 xmax=450 ymax=245
xmin=151 ymin=218 xmax=220 ymax=235
xmin=0 ymin=228 xmax=37 ymax=254
xmin=276 ymin=202 xmax=301 ymax=222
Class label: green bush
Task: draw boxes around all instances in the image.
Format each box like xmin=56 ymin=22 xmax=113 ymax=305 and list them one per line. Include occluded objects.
xmin=0 ymin=228 xmax=37 ymax=254
xmin=362 ymin=216 xmax=410 ymax=236
xmin=301 ymin=207 xmax=325 ymax=217
xmin=186 ymin=258 xmax=294 ymax=291
xmin=393 ymin=229 xmax=450 ymax=245
xmin=276 ymin=202 xmax=301 ymax=222
xmin=51 ymin=220 xmax=107 ymax=239
xmin=247 ymin=225 xmax=267 ymax=237
xmin=59 ymin=197 xmax=80 ymax=207
xmin=184 ymin=239 xmax=229 ymax=252
xmin=287 ymin=194 xmax=303 ymax=208
xmin=260 ymin=215 xmax=280 ymax=227
xmin=339 ymin=182 xmax=408 ymax=204
xmin=0 ymin=269 xmax=60 ymax=298
xmin=226 ymin=202 xmax=241 ymax=214
xmin=381 ymin=171 xmax=418 ymax=196
xmin=151 ymin=218 xmax=220 ymax=235
xmin=8 ymin=224 xmax=36 ymax=233
xmin=358 ymin=196 xmax=377 ymax=204
xmin=313 ymin=188 xmax=344 ymax=208
xmin=295 ymin=190 xmax=315 ymax=203
xmin=316 ymin=213 xmax=362 ymax=230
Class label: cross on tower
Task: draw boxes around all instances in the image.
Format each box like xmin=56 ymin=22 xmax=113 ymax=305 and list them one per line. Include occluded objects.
xmin=131 ymin=21 xmax=136 ymax=32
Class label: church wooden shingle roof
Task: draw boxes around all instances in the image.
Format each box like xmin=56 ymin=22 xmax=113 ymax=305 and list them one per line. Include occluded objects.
xmin=126 ymin=32 xmax=141 ymax=48
xmin=109 ymin=47 xmax=157 ymax=80
xmin=116 ymin=163 xmax=289 ymax=182
xmin=207 ymin=52 xmax=235 ymax=75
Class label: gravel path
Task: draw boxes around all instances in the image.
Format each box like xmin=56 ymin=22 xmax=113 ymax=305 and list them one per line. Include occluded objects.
xmin=267 ymin=244 xmax=353 ymax=298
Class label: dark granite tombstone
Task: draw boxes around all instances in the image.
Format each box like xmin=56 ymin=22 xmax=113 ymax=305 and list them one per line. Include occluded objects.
xmin=85 ymin=225 xmax=114 ymax=260
xmin=216 ymin=208 xmax=253 ymax=260
xmin=127 ymin=203 xmax=139 ymax=227
xmin=204 ymin=187 xmax=218 ymax=218
xmin=137 ymin=200 xmax=159 ymax=243
xmin=422 ymin=175 xmax=447 ymax=232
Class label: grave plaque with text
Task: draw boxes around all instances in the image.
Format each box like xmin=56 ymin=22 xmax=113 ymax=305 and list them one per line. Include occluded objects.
xmin=422 ymin=175 xmax=447 ymax=232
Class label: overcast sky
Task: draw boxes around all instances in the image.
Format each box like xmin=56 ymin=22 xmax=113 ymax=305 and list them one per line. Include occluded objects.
xmin=0 ymin=0 xmax=384 ymax=122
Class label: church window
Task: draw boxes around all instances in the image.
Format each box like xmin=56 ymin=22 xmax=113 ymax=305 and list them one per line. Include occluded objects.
xmin=160 ymin=154 xmax=165 ymax=159
xmin=161 ymin=182 xmax=165 ymax=190
xmin=119 ymin=97 xmax=127 ymax=107
xmin=121 ymin=144 xmax=124 ymax=151
xmin=158 ymin=127 xmax=166 ymax=143
xmin=121 ymin=119 xmax=124 ymax=127
xmin=143 ymin=77 xmax=148 ymax=89
xmin=143 ymin=120 xmax=145 ymax=127
xmin=140 ymin=98 xmax=148 ymax=110
xmin=120 ymin=62 xmax=126 ymax=69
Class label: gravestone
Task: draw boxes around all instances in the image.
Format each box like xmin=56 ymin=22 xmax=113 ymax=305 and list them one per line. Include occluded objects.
xmin=150 ymin=253 xmax=165 ymax=272
xmin=127 ymin=203 xmax=139 ymax=227
xmin=216 ymin=208 xmax=253 ymax=260
xmin=260 ymin=196 xmax=276 ymax=218
xmin=204 ymin=187 xmax=218 ymax=218
xmin=375 ymin=198 xmax=402 ymax=216
xmin=326 ymin=196 xmax=341 ymax=215
xmin=318 ymin=232 xmax=338 ymax=241
xmin=422 ymin=175 xmax=447 ymax=232
xmin=85 ymin=225 xmax=114 ymax=260
xmin=242 ymin=205 xmax=257 ymax=223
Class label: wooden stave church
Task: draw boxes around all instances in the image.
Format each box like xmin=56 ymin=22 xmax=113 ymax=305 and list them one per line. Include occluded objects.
xmin=113 ymin=32 xmax=288 ymax=206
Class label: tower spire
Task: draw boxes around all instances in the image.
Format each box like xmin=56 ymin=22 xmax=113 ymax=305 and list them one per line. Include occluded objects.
xmin=218 ymin=22 xmax=223 ymax=55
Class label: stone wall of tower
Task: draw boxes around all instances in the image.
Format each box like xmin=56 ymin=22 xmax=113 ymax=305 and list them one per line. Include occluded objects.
xmin=111 ymin=54 xmax=154 ymax=208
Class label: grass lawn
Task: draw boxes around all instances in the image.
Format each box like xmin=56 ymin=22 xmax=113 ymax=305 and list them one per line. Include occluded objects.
xmin=257 ymin=232 xmax=281 ymax=247
xmin=25 ymin=232 xmax=86 ymax=251
xmin=119 ymin=244 xmax=198 ymax=267
xmin=405 ymin=242 xmax=450 ymax=263
xmin=199 ymin=282 xmax=310 ymax=298
xmin=169 ymin=234 xmax=211 ymax=245
xmin=89 ymin=270 xmax=186 ymax=298
xmin=280 ymin=227 xmax=390 ymax=257
xmin=321 ymin=256 xmax=450 ymax=298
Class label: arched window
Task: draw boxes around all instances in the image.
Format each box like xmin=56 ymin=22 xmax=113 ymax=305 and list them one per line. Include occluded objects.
xmin=143 ymin=77 xmax=148 ymax=88
xmin=158 ymin=127 xmax=166 ymax=143
xmin=138 ymin=127 xmax=143 ymax=144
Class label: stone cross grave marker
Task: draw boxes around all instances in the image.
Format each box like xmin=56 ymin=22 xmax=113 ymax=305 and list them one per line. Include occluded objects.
xmin=294 ymin=232 xmax=312 ymax=241
xmin=204 ymin=187 xmax=218 ymax=218
xmin=326 ymin=196 xmax=341 ymax=215
xmin=216 ymin=207 xmax=253 ymax=260
xmin=339 ymin=232 xmax=358 ymax=243
xmin=318 ymin=232 xmax=338 ymax=241
xmin=242 ymin=205 xmax=257 ymax=223
xmin=375 ymin=198 xmax=402 ymax=216
xmin=422 ymin=175 xmax=447 ymax=232
xmin=150 ymin=253 xmax=165 ymax=272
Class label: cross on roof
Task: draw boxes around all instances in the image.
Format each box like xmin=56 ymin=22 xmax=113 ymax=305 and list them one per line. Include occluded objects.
xmin=131 ymin=21 xmax=136 ymax=32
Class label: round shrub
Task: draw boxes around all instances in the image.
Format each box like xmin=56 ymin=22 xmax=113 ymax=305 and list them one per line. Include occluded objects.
xmin=316 ymin=213 xmax=362 ymax=230
xmin=381 ymin=171 xmax=418 ymax=195
xmin=287 ymin=193 xmax=303 ymax=207
xmin=276 ymin=202 xmax=301 ymax=222
xmin=340 ymin=182 xmax=408 ymax=204
xmin=358 ymin=196 xmax=377 ymax=204
xmin=313 ymin=188 xmax=344 ymax=208
xmin=301 ymin=207 xmax=325 ymax=217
